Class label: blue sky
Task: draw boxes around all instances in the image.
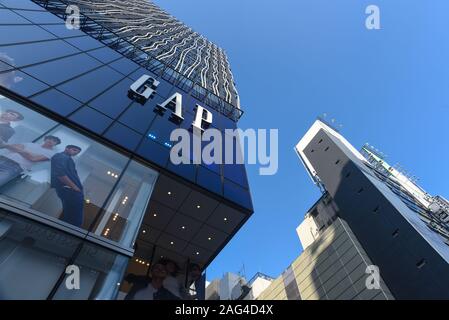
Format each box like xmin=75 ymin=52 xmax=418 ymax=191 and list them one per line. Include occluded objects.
xmin=155 ymin=0 xmax=449 ymax=281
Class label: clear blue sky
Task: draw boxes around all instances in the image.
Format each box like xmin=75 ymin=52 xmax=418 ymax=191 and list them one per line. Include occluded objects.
xmin=154 ymin=0 xmax=449 ymax=281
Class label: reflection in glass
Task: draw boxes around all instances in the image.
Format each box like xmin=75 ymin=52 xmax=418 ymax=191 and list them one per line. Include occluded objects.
xmin=0 ymin=95 xmax=159 ymax=249
xmin=0 ymin=211 xmax=81 ymax=299
xmin=52 ymin=242 xmax=128 ymax=300
xmin=92 ymin=160 xmax=158 ymax=248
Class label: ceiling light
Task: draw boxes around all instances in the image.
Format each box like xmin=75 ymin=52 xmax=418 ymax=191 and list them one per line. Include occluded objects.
xmin=196 ymin=252 xmax=200 ymax=255
xmin=153 ymin=213 xmax=157 ymax=217
xmin=170 ymin=241 xmax=174 ymax=245
xmin=197 ymin=205 xmax=201 ymax=209
xmin=167 ymin=191 xmax=172 ymax=195
xmin=208 ymin=237 xmax=212 ymax=241
xmin=181 ymin=226 xmax=185 ymax=230
xmin=224 ymin=217 xmax=228 ymax=221
xmin=142 ymin=230 xmax=146 ymax=234
xmin=107 ymin=171 xmax=111 ymax=175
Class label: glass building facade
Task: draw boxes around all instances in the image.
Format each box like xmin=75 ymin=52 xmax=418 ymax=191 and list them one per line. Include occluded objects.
xmin=0 ymin=0 xmax=253 ymax=299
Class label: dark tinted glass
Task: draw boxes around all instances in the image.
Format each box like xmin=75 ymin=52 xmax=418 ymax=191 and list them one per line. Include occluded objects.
xmin=64 ymin=36 xmax=104 ymax=51
xmin=118 ymin=100 xmax=160 ymax=134
xmin=0 ymin=40 xmax=79 ymax=68
xmin=31 ymin=88 xmax=82 ymax=116
xmin=88 ymin=77 xmax=134 ymax=118
xmin=0 ymin=7 xmax=30 ymax=24
xmin=0 ymin=25 xmax=55 ymax=45
xmin=57 ymin=65 xmax=123 ymax=102
xmin=69 ymin=106 xmax=113 ymax=134
xmin=14 ymin=9 xmax=64 ymax=24
xmin=40 ymin=24 xmax=86 ymax=38
xmin=1 ymin=69 xmax=48 ymax=96
xmin=88 ymin=47 xmax=122 ymax=64
xmin=197 ymin=166 xmax=222 ymax=195
xmin=108 ymin=58 xmax=140 ymax=76
xmin=0 ymin=0 xmax=45 ymax=10
xmin=23 ymin=53 xmax=102 ymax=86
xmin=103 ymin=122 xmax=142 ymax=151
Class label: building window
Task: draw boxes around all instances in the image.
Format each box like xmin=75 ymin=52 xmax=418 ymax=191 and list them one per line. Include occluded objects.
xmin=0 ymin=94 xmax=158 ymax=249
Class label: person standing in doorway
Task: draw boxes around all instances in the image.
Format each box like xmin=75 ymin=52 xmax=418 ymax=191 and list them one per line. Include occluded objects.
xmin=51 ymin=145 xmax=84 ymax=227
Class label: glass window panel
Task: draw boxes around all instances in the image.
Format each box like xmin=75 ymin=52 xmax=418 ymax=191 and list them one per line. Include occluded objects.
xmin=166 ymin=161 xmax=196 ymax=182
xmin=0 ymin=7 xmax=30 ymax=24
xmin=40 ymin=125 xmax=129 ymax=229
xmin=0 ymin=25 xmax=55 ymax=45
xmin=64 ymin=36 xmax=104 ymax=51
xmin=88 ymin=46 xmax=122 ymax=64
xmin=90 ymin=160 xmax=158 ymax=248
xmin=31 ymin=89 xmax=82 ymax=117
xmin=223 ymin=179 xmax=253 ymax=210
xmin=40 ymin=24 xmax=86 ymax=38
xmin=103 ymin=122 xmax=142 ymax=151
xmin=13 ymin=9 xmax=64 ymax=24
xmin=0 ymin=40 xmax=80 ymax=69
xmin=146 ymin=114 xmax=178 ymax=145
xmin=136 ymin=138 xmax=169 ymax=167
xmin=223 ymin=164 xmax=249 ymax=188
xmin=0 ymin=95 xmax=131 ymax=233
xmin=109 ymin=57 xmax=140 ymax=76
xmin=118 ymin=99 xmax=160 ymax=134
xmin=128 ymin=68 xmax=158 ymax=81
xmin=0 ymin=0 xmax=45 ymax=10
xmin=57 ymin=65 xmax=123 ymax=102
xmin=197 ymin=166 xmax=222 ymax=196
xmin=0 ymin=211 xmax=82 ymax=300
xmin=52 ymin=242 xmax=128 ymax=300
xmin=88 ymin=77 xmax=134 ymax=118
xmin=69 ymin=106 xmax=113 ymax=134
xmin=22 ymin=53 xmax=102 ymax=86
xmin=1 ymin=69 xmax=49 ymax=96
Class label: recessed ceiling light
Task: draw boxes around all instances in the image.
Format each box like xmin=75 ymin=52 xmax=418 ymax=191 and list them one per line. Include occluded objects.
xmin=208 ymin=237 xmax=212 ymax=241
xmin=167 ymin=191 xmax=172 ymax=195
xmin=142 ymin=230 xmax=146 ymax=234
xmin=170 ymin=241 xmax=174 ymax=245
xmin=197 ymin=205 xmax=201 ymax=209
xmin=181 ymin=226 xmax=186 ymax=230
xmin=224 ymin=217 xmax=228 ymax=221
xmin=107 ymin=171 xmax=111 ymax=175
xmin=196 ymin=252 xmax=200 ymax=255
xmin=153 ymin=213 xmax=157 ymax=217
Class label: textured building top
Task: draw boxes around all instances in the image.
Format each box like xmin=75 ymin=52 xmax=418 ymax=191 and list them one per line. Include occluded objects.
xmin=61 ymin=0 xmax=240 ymax=111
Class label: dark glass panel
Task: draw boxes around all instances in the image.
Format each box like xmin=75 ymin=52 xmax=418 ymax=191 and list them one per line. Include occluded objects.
xmin=0 ymin=40 xmax=79 ymax=69
xmin=0 ymin=25 xmax=55 ymax=45
xmin=31 ymin=89 xmax=82 ymax=116
xmin=57 ymin=65 xmax=123 ymax=102
xmin=69 ymin=106 xmax=113 ymax=134
xmin=88 ymin=77 xmax=134 ymax=118
xmin=103 ymin=122 xmax=142 ymax=151
xmin=13 ymin=9 xmax=64 ymax=24
xmin=23 ymin=53 xmax=102 ymax=86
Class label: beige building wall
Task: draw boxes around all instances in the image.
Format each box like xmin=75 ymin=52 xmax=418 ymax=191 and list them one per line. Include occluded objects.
xmin=258 ymin=218 xmax=395 ymax=300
